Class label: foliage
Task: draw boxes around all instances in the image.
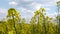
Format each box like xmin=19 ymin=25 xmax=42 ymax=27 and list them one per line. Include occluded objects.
xmin=0 ymin=8 xmax=59 ymax=34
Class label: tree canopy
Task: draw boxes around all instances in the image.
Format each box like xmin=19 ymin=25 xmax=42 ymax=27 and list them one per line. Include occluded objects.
xmin=0 ymin=8 xmax=59 ymax=34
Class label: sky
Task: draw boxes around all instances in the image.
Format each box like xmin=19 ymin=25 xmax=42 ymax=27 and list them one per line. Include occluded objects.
xmin=0 ymin=0 xmax=59 ymax=22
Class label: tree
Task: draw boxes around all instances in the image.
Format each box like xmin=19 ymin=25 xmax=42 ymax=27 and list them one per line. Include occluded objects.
xmin=33 ymin=8 xmax=46 ymax=34
xmin=0 ymin=7 xmax=59 ymax=34
xmin=30 ymin=17 xmax=37 ymax=34
xmin=7 ymin=8 xmax=20 ymax=34
xmin=0 ymin=19 xmax=8 ymax=34
xmin=56 ymin=15 xmax=60 ymax=34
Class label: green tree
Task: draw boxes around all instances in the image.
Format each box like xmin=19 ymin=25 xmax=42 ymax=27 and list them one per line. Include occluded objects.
xmin=7 ymin=8 xmax=20 ymax=34
xmin=30 ymin=17 xmax=37 ymax=34
xmin=33 ymin=8 xmax=46 ymax=34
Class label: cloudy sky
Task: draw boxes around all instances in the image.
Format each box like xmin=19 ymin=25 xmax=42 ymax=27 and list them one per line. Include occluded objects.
xmin=0 ymin=0 xmax=59 ymax=21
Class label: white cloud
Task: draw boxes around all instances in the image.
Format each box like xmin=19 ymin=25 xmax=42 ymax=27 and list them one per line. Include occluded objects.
xmin=23 ymin=0 xmax=34 ymax=2
xmin=40 ymin=0 xmax=56 ymax=6
xmin=0 ymin=8 xmax=7 ymax=14
xmin=27 ymin=2 xmax=42 ymax=10
xmin=27 ymin=2 xmax=55 ymax=11
xmin=42 ymin=4 xmax=55 ymax=6
xmin=9 ymin=1 xmax=18 ymax=5
xmin=8 ymin=0 xmax=19 ymax=1
xmin=37 ymin=0 xmax=57 ymax=6
xmin=45 ymin=8 xmax=51 ymax=10
xmin=17 ymin=7 xmax=34 ymax=14
xmin=17 ymin=7 xmax=34 ymax=22
xmin=0 ymin=8 xmax=7 ymax=20
xmin=46 ymin=12 xmax=57 ymax=18
xmin=35 ymin=4 xmax=41 ymax=10
xmin=48 ymin=2 xmax=56 ymax=5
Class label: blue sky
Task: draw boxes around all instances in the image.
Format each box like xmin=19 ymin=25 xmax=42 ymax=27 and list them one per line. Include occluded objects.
xmin=0 ymin=0 xmax=59 ymax=21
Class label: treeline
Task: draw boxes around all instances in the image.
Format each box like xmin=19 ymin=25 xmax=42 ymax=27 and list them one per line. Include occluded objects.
xmin=0 ymin=8 xmax=60 ymax=34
